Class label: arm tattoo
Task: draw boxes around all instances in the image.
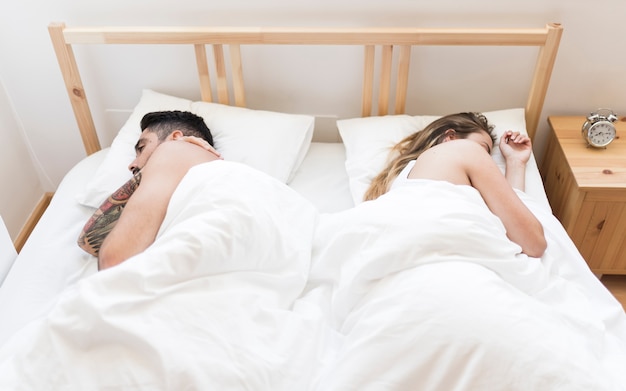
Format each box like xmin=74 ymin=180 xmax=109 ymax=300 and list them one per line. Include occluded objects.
xmin=78 ymin=172 xmax=142 ymax=256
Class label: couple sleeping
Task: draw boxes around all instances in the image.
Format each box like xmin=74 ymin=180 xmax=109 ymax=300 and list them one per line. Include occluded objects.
xmin=6 ymin=110 xmax=617 ymax=390
xmin=80 ymin=109 xmax=544 ymax=269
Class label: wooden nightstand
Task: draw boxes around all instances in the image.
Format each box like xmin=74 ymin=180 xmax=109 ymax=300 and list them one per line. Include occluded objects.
xmin=541 ymin=116 xmax=626 ymax=275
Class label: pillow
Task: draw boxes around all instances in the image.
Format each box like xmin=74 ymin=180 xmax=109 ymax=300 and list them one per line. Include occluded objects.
xmin=337 ymin=108 xmax=527 ymax=205
xmin=77 ymin=89 xmax=314 ymax=208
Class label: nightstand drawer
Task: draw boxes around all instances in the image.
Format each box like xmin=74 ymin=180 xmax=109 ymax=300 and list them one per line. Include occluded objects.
xmin=571 ymin=196 xmax=626 ymax=272
xmin=542 ymin=116 xmax=626 ymax=275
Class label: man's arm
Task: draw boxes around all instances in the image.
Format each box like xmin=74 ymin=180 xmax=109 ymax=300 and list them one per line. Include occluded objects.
xmin=97 ymin=141 xmax=217 ymax=270
xmin=78 ymin=173 xmax=141 ymax=257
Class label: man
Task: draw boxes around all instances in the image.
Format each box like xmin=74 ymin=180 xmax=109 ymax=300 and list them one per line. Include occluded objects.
xmin=78 ymin=110 xmax=220 ymax=270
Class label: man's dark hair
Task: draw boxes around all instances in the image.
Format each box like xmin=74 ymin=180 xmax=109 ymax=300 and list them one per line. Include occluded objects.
xmin=140 ymin=111 xmax=214 ymax=146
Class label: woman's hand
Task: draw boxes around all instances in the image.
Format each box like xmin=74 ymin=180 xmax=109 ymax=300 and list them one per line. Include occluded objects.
xmin=499 ymin=130 xmax=532 ymax=165
xmin=179 ymin=136 xmax=222 ymax=159
xmin=499 ymin=131 xmax=532 ymax=192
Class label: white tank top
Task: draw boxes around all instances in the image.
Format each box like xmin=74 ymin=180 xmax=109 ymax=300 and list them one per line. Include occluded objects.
xmin=390 ymin=160 xmax=421 ymax=190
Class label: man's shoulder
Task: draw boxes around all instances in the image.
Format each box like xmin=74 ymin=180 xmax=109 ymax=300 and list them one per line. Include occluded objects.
xmin=153 ymin=140 xmax=218 ymax=164
xmin=155 ymin=139 xmax=209 ymax=154
xmin=142 ymin=140 xmax=219 ymax=179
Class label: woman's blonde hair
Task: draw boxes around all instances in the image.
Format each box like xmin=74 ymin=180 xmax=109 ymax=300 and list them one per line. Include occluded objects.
xmin=363 ymin=112 xmax=495 ymax=201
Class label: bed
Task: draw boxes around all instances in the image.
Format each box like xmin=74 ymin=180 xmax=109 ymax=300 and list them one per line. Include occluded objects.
xmin=0 ymin=22 xmax=625 ymax=390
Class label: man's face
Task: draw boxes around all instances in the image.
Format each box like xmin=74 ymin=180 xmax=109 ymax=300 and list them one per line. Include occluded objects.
xmin=128 ymin=130 xmax=161 ymax=174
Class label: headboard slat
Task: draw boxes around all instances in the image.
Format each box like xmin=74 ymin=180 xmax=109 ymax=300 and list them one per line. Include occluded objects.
xmin=377 ymin=45 xmax=394 ymax=116
xmin=361 ymin=45 xmax=375 ymax=117
xmin=229 ymin=45 xmax=246 ymax=107
xmin=194 ymin=44 xmax=213 ymax=103
xmin=394 ymin=45 xmax=412 ymax=115
xmin=212 ymin=44 xmax=230 ymax=105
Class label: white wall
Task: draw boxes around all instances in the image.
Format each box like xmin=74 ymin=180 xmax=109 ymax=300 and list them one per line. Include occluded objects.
xmin=0 ymin=0 xmax=625 ymax=235
xmin=0 ymin=77 xmax=44 ymax=239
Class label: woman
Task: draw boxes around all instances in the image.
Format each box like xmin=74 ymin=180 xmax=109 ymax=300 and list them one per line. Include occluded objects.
xmin=364 ymin=112 xmax=546 ymax=257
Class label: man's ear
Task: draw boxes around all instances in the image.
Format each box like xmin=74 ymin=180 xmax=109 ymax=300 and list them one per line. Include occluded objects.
xmin=169 ymin=130 xmax=185 ymax=140
xmin=442 ymin=128 xmax=456 ymax=142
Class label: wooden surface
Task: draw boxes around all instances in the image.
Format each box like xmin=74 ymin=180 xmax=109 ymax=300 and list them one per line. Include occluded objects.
xmin=602 ymin=275 xmax=626 ymax=311
xmin=48 ymin=22 xmax=562 ymax=155
xmin=14 ymin=192 xmax=54 ymax=253
xmin=48 ymin=24 xmax=100 ymax=155
xmin=547 ymin=116 xmax=626 ymax=189
xmin=542 ymin=116 xmax=626 ymax=274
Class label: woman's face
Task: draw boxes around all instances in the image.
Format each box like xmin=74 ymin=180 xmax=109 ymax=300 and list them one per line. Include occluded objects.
xmin=465 ymin=130 xmax=494 ymax=154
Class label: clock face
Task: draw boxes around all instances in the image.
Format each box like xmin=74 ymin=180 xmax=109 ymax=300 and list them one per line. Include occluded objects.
xmin=588 ymin=121 xmax=616 ymax=147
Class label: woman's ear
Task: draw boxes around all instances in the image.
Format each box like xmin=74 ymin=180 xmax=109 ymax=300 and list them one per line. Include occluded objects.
xmin=442 ymin=129 xmax=457 ymax=142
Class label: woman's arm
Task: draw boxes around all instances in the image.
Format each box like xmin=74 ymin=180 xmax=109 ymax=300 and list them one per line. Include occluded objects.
xmin=464 ymin=142 xmax=546 ymax=257
xmin=499 ymin=130 xmax=532 ymax=191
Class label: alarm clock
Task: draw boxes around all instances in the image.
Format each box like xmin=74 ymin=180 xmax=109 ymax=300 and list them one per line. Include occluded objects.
xmin=581 ymin=109 xmax=618 ymax=148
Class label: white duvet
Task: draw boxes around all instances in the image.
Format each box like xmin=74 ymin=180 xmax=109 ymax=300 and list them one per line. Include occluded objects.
xmin=1 ymin=164 xmax=626 ymax=390
xmin=305 ymin=180 xmax=626 ymax=390
xmin=0 ymin=161 xmax=325 ymax=390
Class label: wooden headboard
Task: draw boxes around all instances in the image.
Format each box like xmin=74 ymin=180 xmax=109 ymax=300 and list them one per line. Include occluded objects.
xmin=48 ymin=23 xmax=563 ymax=155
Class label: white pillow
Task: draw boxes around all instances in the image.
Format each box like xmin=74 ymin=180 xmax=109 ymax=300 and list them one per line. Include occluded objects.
xmin=77 ymin=89 xmax=314 ymax=208
xmin=337 ymin=108 xmax=527 ymax=205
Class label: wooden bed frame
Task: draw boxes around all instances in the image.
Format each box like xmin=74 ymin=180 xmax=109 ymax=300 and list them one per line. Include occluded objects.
xmin=48 ymin=22 xmax=562 ymax=156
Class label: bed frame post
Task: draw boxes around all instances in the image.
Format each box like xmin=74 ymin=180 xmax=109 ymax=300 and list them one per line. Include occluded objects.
xmin=48 ymin=22 xmax=101 ymax=155
xmin=525 ymin=23 xmax=563 ymax=140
